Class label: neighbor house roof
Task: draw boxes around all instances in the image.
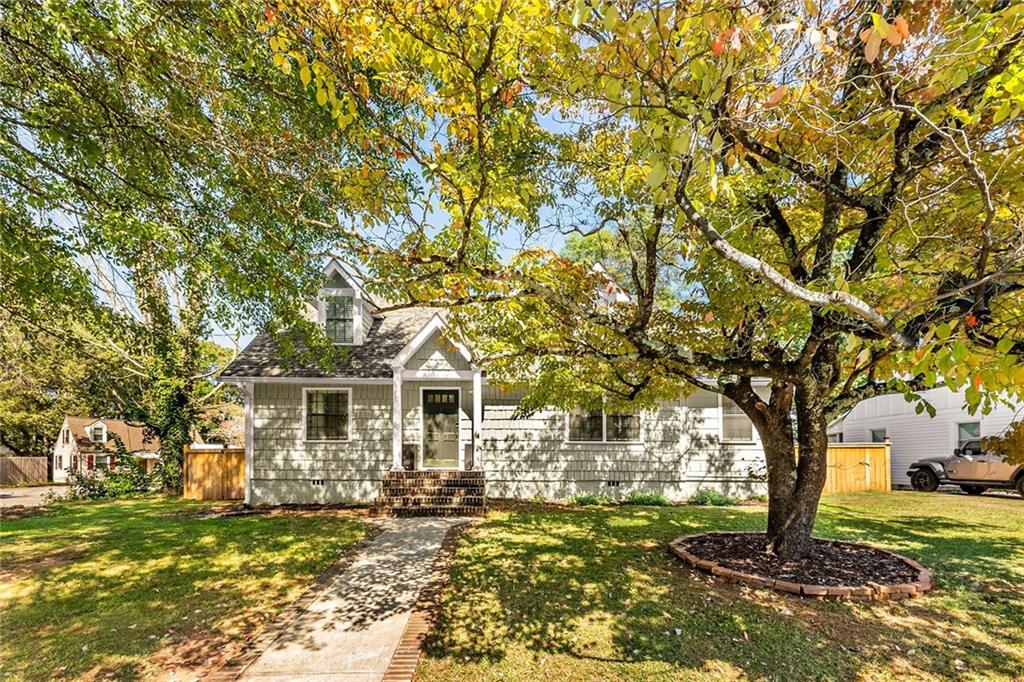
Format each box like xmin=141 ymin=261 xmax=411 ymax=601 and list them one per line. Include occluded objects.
xmin=66 ymin=417 xmax=160 ymax=454
xmin=220 ymin=306 xmax=440 ymax=379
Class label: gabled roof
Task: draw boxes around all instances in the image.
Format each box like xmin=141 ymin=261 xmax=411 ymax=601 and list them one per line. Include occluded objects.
xmin=221 ymin=306 xmax=441 ymax=379
xmin=65 ymin=417 xmax=160 ymax=453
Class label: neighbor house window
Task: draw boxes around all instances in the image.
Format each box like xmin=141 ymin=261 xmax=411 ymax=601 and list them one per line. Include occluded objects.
xmin=305 ymin=389 xmax=350 ymax=441
xmin=325 ymin=296 xmax=354 ymax=344
xmin=957 ymin=421 xmax=980 ymax=451
xmin=566 ymin=410 xmax=641 ymax=443
xmin=91 ymin=426 xmax=104 ymax=442
xmin=721 ymin=398 xmax=753 ymax=442
xmin=870 ymin=428 xmax=887 ymax=443
xmin=94 ymin=455 xmax=110 ymax=470
xmin=828 ymin=433 xmax=843 ymax=443
xmin=62 ymin=428 xmax=69 ymax=444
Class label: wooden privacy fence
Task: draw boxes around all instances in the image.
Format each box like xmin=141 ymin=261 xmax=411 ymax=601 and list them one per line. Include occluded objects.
xmin=0 ymin=457 xmax=48 ymax=485
xmin=821 ymin=442 xmax=891 ymax=494
xmin=182 ymin=446 xmax=245 ymax=501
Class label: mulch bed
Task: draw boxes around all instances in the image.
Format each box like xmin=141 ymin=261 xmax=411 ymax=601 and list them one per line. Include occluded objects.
xmin=670 ymin=531 xmax=932 ymax=600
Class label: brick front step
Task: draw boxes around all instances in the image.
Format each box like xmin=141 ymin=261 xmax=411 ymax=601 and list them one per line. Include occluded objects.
xmin=380 ymin=486 xmax=485 ymax=497
xmin=377 ymin=496 xmax=485 ymax=508
xmin=375 ymin=470 xmax=487 ymax=517
xmin=373 ymin=505 xmax=487 ymax=517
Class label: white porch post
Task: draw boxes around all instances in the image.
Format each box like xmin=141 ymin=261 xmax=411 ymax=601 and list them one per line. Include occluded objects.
xmin=242 ymin=381 xmax=254 ymax=506
xmin=472 ymin=369 xmax=482 ymax=471
xmin=391 ymin=367 xmax=404 ymax=470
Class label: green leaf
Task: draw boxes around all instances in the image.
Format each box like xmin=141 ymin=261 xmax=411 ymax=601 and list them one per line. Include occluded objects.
xmin=647 ymin=160 xmax=668 ymax=188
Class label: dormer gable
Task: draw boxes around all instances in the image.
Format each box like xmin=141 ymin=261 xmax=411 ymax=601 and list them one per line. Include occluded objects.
xmin=316 ymin=259 xmax=371 ymax=346
xmin=84 ymin=420 xmax=107 ymax=443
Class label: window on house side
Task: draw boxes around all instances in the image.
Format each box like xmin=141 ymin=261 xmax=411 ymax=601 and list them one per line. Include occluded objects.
xmin=325 ymin=296 xmax=354 ymax=344
xmin=567 ymin=410 xmax=641 ymax=443
xmin=722 ymin=398 xmax=753 ymax=442
xmin=568 ymin=409 xmax=604 ymax=442
xmin=870 ymin=428 xmax=887 ymax=443
xmin=91 ymin=426 xmax=104 ymax=442
xmin=94 ymin=455 xmax=110 ymax=470
xmin=957 ymin=422 xmax=980 ymax=451
xmin=606 ymin=414 xmax=641 ymax=442
xmin=306 ymin=390 xmax=350 ymax=441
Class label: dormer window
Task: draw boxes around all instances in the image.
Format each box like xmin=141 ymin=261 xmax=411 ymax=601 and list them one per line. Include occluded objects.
xmin=91 ymin=425 xmax=105 ymax=442
xmin=325 ymin=295 xmax=354 ymax=344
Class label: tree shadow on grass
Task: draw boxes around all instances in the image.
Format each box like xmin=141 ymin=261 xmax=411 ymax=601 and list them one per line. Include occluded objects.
xmin=0 ymin=497 xmax=365 ymax=680
xmin=422 ymin=503 xmax=1024 ymax=681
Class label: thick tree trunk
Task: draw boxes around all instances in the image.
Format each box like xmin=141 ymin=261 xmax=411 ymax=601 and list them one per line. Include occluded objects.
xmin=757 ymin=382 xmax=833 ymax=560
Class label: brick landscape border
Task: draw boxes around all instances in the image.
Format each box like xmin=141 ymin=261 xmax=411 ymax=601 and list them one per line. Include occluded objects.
xmin=207 ymin=520 xmax=385 ymax=681
xmin=669 ymin=531 xmax=933 ymax=601
xmin=382 ymin=519 xmax=472 ymax=682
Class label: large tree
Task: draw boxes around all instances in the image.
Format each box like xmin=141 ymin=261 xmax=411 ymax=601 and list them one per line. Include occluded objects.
xmin=0 ymin=0 xmax=397 ymax=486
xmin=274 ymin=0 xmax=1024 ymax=558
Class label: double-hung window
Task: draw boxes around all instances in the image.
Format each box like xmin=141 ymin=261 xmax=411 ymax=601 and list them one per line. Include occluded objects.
xmin=567 ymin=409 xmax=641 ymax=443
xmin=305 ymin=389 xmax=350 ymax=441
xmin=91 ymin=426 xmax=104 ymax=442
xmin=957 ymin=421 xmax=980 ymax=453
xmin=721 ymin=397 xmax=753 ymax=442
xmin=325 ymin=296 xmax=354 ymax=344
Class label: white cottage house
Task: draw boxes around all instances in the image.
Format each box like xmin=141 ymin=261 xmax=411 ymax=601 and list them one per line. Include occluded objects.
xmin=218 ymin=261 xmax=768 ymax=513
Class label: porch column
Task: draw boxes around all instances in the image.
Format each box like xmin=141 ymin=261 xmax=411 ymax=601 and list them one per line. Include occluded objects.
xmin=472 ymin=368 xmax=482 ymax=471
xmin=242 ymin=382 xmax=254 ymax=506
xmin=391 ymin=367 xmax=404 ymax=470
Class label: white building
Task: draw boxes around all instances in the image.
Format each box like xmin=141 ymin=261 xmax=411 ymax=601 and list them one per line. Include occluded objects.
xmin=833 ymin=387 xmax=1023 ymax=486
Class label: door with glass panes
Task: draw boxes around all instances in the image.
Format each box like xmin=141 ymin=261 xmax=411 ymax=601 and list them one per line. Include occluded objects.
xmin=422 ymin=389 xmax=460 ymax=468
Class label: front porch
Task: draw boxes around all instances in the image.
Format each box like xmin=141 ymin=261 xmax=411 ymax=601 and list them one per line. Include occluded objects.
xmin=389 ymin=315 xmax=483 ymax=474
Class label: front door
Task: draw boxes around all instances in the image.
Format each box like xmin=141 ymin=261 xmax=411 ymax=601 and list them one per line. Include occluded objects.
xmin=423 ymin=389 xmax=460 ymax=469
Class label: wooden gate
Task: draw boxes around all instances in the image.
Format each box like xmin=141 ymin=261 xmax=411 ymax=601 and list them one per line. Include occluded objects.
xmin=0 ymin=457 xmax=48 ymax=485
xmin=822 ymin=443 xmax=891 ymax=494
xmin=182 ymin=446 xmax=245 ymax=501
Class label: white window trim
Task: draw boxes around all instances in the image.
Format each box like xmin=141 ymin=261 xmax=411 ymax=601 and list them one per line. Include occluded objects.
xmin=94 ymin=454 xmax=111 ymax=470
xmin=86 ymin=422 xmax=107 ymax=443
xmin=564 ymin=409 xmax=643 ymax=445
xmin=955 ymin=420 xmax=981 ymax=450
xmin=318 ymin=288 xmax=361 ymax=346
xmin=719 ymin=395 xmax=756 ymax=444
xmin=419 ymin=386 xmax=464 ymax=470
xmin=302 ymin=387 xmax=353 ymax=443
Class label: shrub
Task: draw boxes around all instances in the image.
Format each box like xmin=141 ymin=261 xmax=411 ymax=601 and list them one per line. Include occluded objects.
xmin=566 ymin=492 xmax=612 ymax=506
xmin=623 ymin=490 xmax=671 ymax=506
xmin=65 ymin=457 xmax=157 ymax=500
xmin=746 ymin=493 xmax=769 ymax=503
xmin=688 ymin=488 xmax=738 ymax=507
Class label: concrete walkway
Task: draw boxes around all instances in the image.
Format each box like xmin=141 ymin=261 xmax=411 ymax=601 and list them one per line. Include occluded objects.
xmin=238 ymin=516 xmax=463 ymax=681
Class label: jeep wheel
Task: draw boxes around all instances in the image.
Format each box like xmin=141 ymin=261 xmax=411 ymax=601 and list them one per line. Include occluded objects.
xmin=1016 ymin=476 xmax=1024 ymax=498
xmin=910 ymin=468 xmax=939 ymax=492
xmin=960 ymin=485 xmax=987 ymax=496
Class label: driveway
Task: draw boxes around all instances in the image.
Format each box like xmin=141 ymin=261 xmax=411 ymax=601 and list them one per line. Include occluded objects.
xmin=0 ymin=485 xmax=64 ymax=508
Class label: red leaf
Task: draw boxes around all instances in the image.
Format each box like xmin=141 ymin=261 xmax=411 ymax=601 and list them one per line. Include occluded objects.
xmin=264 ymin=5 xmax=276 ymax=22
xmin=711 ymin=35 xmax=725 ymax=57
xmin=974 ymin=374 xmax=983 ymax=390
xmin=966 ymin=313 xmax=978 ymax=328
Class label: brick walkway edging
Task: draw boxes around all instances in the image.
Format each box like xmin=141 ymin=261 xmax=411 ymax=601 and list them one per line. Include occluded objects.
xmin=207 ymin=522 xmax=386 ymax=681
xmin=669 ymin=531 xmax=933 ymax=601
xmin=382 ymin=519 xmax=472 ymax=682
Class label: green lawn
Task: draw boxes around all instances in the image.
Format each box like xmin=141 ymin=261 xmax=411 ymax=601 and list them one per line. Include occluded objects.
xmin=0 ymin=497 xmax=366 ymax=681
xmin=420 ymin=492 xmax=1024 ymax=681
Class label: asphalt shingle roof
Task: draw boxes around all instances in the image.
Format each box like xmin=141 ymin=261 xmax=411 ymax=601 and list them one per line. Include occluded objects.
xmin=220 ymin=307 xmax=439 ymax=379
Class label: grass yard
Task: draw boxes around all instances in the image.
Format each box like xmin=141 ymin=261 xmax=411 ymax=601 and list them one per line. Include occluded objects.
xmin=420 ymin=492 xmax=1024 ymax=681
xmin=0 ymin=496 xmax=366 ymax=681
